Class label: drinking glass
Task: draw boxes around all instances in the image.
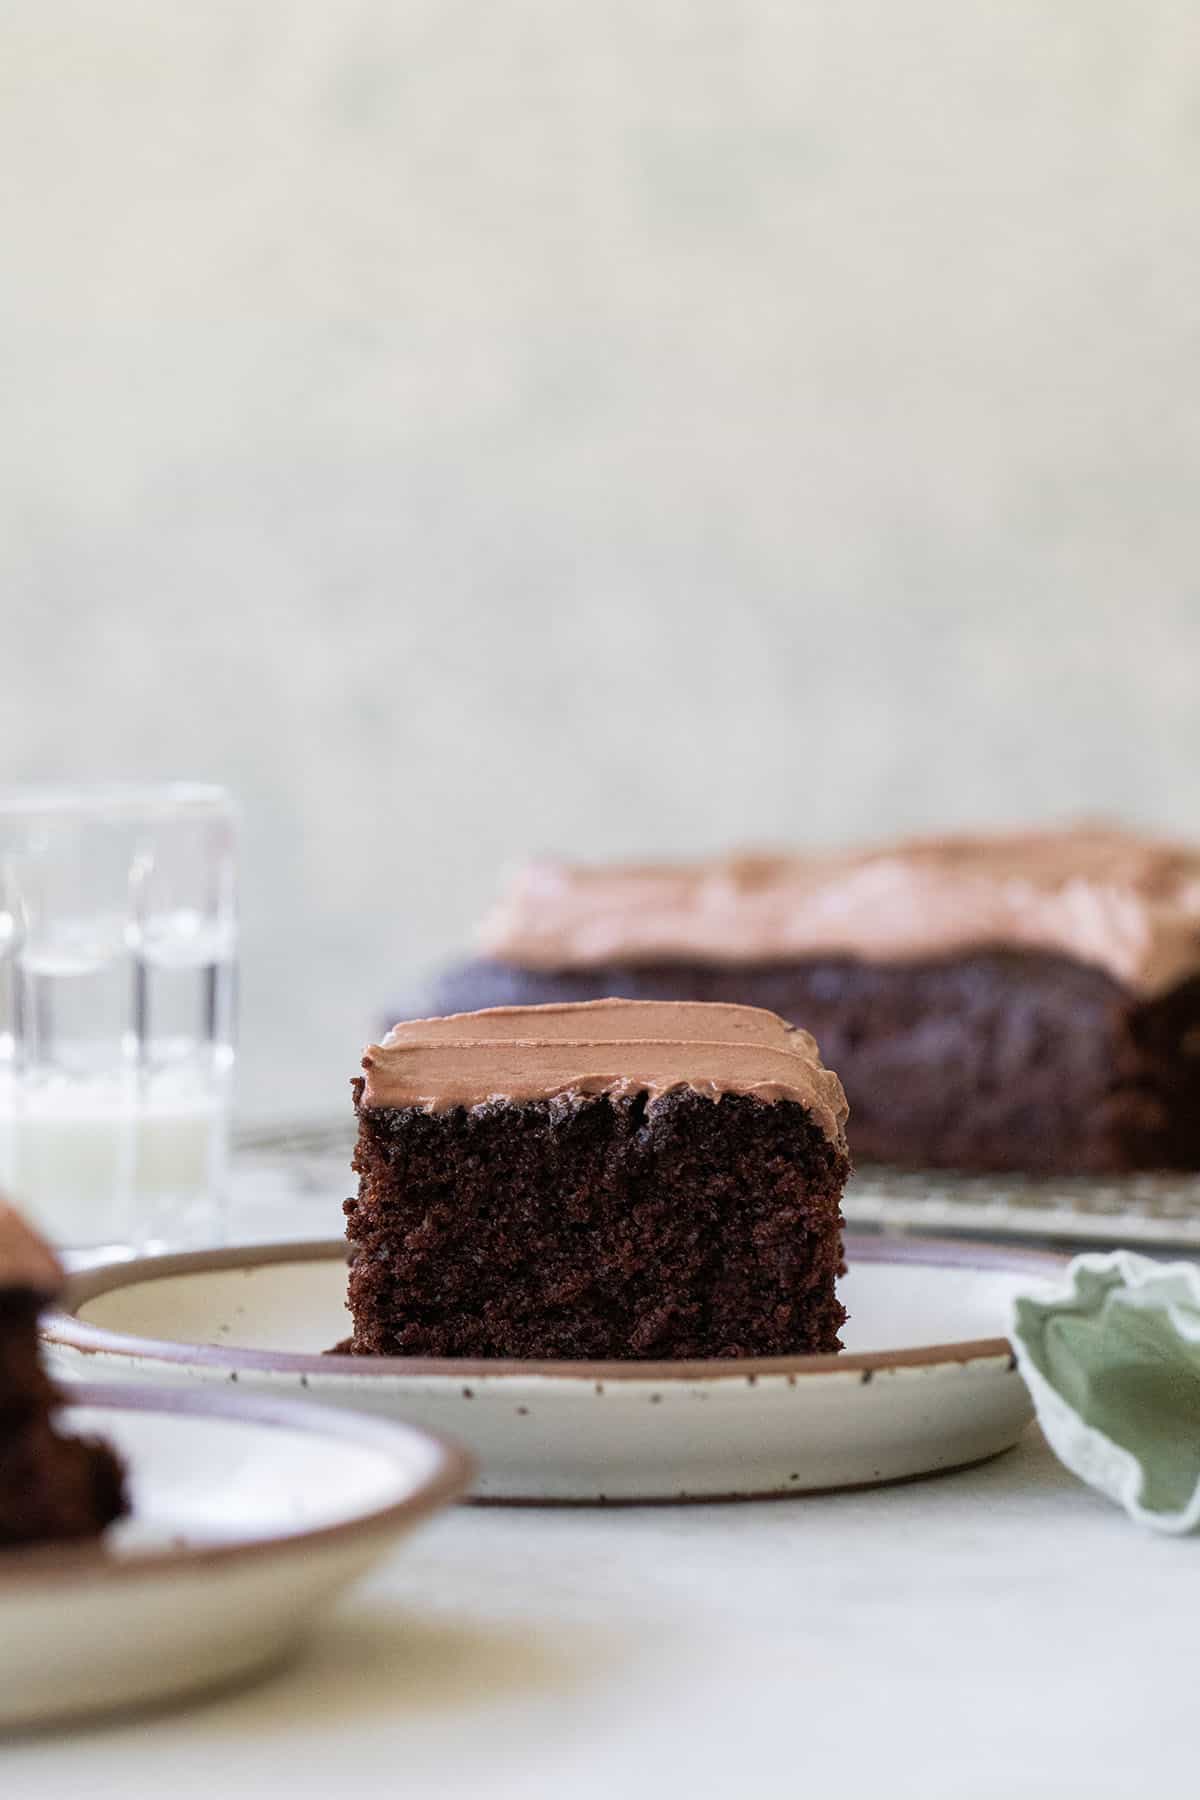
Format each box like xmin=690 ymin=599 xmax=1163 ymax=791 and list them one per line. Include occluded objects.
xmin=0 ymin=784 xmax=238 ymax=1254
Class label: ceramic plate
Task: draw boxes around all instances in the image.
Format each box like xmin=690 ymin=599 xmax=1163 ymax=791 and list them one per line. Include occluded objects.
xmin=45 ymin=1237 xmax=1061 ymax=1503
xmin=0 ymin=1385 xmax=470 ymax=1729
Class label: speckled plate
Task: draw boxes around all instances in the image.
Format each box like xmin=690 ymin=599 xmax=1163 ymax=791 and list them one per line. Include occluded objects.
xmin=43 ymin=1237 xmax=1060 ymax=1503
xmin=0 ymin=1384 xmax=469 ymax=1729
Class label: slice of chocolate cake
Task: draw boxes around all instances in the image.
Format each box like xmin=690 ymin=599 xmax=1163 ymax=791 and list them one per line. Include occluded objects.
xmin=0 ymin=1201 xmax=127 ymax=1549
xmin=345 ymin=999 xmax=850 ymax=1360
xmin=420 ymin=829 xmax=1200 ymax=1175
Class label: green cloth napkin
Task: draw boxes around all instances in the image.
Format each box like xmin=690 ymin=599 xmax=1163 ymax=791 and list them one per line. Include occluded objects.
xmin=1011 ymin=1251 xmax=1200 ymax=1533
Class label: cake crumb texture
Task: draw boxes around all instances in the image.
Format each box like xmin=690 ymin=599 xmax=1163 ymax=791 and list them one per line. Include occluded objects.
xmin=1 ymin=1201 xmax=128 ymax=1550
xmin=345 ymin=1084 xmax=848 ymax=1360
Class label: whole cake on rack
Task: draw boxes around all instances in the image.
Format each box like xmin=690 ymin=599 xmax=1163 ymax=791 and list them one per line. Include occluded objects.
xmin=345 ymin=999 xmax=850 ymax=1360
xmin=418 ymin=826 xmax=1200 ymax=1174
xmin=0 ymin=1201 xmax=127 ymax=1548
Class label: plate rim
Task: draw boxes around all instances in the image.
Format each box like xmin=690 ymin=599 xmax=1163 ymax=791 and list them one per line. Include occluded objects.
xmin=44 ymin=1234 xmax=1067 ymax=1382
xmin=0 ymin=1381 xmax=473 ymax=1592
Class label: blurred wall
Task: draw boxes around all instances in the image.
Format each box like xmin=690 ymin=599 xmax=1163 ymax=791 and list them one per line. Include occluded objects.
xmin=3 ymin=1 xmax=1199 ymax=1114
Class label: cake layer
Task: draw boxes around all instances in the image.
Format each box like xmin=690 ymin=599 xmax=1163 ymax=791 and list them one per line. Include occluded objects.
xmin=364 ymin=998 xmax=848 ymax=1147
xmin=425 ymin=952 xmax=1200 ymax=1174
xmin=346 ymin=1085 xmax=848 ymax=1359
xmin=477 ymin=828 xmax=1200 ymax=994
xmin=0 ymin=1416 xmax=127 ymax=1548
xmin=0 ymin=1295 xmax=56 ymax=1421
xmin=0 ymin=1196 xmax=128 ymax=1546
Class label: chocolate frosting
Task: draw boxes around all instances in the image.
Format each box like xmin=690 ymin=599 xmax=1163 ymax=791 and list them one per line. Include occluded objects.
xmin=475 ymin=828 xmax=1200 ymax=995
xmin=0 ymin=1200 xmax=63 ymax=1298
xmin=362 ymin=999 xmax=848 ymax=1147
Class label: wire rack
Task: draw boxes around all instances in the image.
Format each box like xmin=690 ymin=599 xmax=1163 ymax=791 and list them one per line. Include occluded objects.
xmin=844 ymin=1164 xmax=1200 ymax=1249
xmin=234 ymin=1119 xmax=1200 ymax=1252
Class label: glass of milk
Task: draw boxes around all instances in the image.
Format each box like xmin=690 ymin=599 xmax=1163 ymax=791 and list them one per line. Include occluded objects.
xmin=0 ymin=784 xmax=238 ymax=1255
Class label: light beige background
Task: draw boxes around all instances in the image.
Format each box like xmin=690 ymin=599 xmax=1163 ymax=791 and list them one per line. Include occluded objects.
xmin=3 ymin=2 xmax=1199 ymax=1114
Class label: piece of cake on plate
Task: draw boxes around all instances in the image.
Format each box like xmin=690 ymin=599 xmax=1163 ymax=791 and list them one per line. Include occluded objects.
xmin=0 ymin=1201 xmax=127 ymax=1548
xmin=419 ymin=827 xmax=1200 ymax=1175
xmin=345 ymin=999 xmax=850 ymax=1360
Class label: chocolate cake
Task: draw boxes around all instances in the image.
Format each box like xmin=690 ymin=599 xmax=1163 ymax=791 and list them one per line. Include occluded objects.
xmin=421 ymin=828 xmax=1200 ymax=1175
xmin=345 ymin=999 xmax=850 ymax=1360
xmin=0 ymin=1201 xmax=127 ymax=1549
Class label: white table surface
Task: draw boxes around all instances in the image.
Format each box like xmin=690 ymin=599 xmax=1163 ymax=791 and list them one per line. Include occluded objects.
xmin=11 ymin=1170 xmax=1197 ymax=1796
xmin=7 ymin=1426 xmax=1196 ymax=1797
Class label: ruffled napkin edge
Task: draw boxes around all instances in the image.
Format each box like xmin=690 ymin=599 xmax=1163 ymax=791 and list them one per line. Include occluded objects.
xmin=1010 ymin=1249 xmax=1200 ymax=1536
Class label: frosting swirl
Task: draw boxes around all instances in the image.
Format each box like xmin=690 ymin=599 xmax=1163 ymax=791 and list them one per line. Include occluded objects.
xmin=362 ymin=998 xmax=848 ymax=1147
xmin=476 ymin=828 xmax=1200 ymax=995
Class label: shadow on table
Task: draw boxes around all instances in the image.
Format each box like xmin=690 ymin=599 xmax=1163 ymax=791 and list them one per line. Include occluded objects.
xmin=1 ymin=1609 xmax=613 ymax=1748
xmin=216 ymin=1606 xmax=618 ymax=1734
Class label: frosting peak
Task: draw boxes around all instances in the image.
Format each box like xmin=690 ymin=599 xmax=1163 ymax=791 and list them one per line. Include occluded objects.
xmin=362 ymin=999 xmax=848 ymax=1146
xmin=475 ymin=828 xmax=1200 ymax=995
xmin=0 ymin=1201 xmax=63 ymax=1298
